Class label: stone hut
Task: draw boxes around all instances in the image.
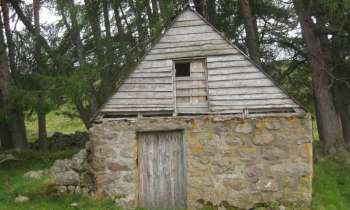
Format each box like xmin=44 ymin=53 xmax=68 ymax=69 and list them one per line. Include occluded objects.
xmin=89 ymin=7 xmax=313 ymax=210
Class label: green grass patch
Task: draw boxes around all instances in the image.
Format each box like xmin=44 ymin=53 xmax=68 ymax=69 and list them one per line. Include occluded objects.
xmin=312 ymin=151 xmax=350 ymax=210
xmin=26 ymin=105 xmax=86 ymax=142
xmin=0 ymin=149 xmax=123 ymax=210
xmin=312 ymin=119 xmax=319 ymax=141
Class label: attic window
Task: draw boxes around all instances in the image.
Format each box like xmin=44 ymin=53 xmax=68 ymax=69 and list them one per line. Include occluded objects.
xmin=175 ymin=63 xmax=190 ymax=77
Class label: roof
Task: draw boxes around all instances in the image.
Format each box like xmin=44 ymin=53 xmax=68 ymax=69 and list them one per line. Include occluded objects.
xmin=99 ymin=7 xmax=303 ymax=117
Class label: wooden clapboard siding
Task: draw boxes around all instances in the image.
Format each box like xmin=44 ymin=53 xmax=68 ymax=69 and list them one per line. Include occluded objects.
xmin=154 ymin=39 xmax=227 ymax=49
xmin=166 ymin=24 xmax=216 ymax=35
xmin=111 ymin=91 xmax=173 ymax=99
xmin=106 ymin=98 xmax=173 ymax=105
xmin=206 ymin=53 xmax=299 ymax=112
xmin=172 ymin=20 xmax=206 ymax=27
xmin=150 ymin=43 xmax=231 ymax=54
xmin=211 ymin=104 xmax=299 ymax=111
xmin=145 ymin=48 xmax=235 ymax=61
xmin=177 ymin=106 xmax=210 ymax=113
xmin=118 ymin=84 xmax=172 ymax=92
xmin=176 ymin=88 xmax=207 ymax=97
xmin=207 ymin=60 xmax=252 ymax=68
xmin=207 ymin=54 xmax=247 ymax=62
xmin=160 ymin=32 xmax=222 ymax=43
xmin=102 ymin=108 xmax=173 ymax=113
xmin=101 ymin=59 xmax=174 ymax=112
xmin=125 ymin=77 xmax=173 ymax=84
xmin=208 ymin=87 xmax=284 ymax=95
xmin=176 ymin=80 xmax=207 ymax=89
xmin=208 ymin=79 xmax=274 ymax=88
xmin=209 ymin=98 xmax=296 ymax=106
xmin=176 ymin=9 xmax=202 ymax=21
xmin=210 ymin=93 xmax=289 ymax=100
xmin=208 ymin=66 xmax=260 ymax=75
xmin=130 ymin=72 xmax=172 ymax=78
xmin=138 ymin=131 xmax=187 ymax=209
xmin=209 ymin=72 xmax=266 ymax=81
xmin=133 ymin=67 xmax=171 ymax=73
xmin=100 ymin=8 xmax=301 ymax=115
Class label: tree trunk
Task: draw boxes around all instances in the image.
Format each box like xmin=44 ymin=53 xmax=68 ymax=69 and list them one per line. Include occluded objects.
xmin=1 ymin=0 xmax=28 ymax=150
xmin=102 ymin=0 xmax=113 ymax=63
xmin=194 ymin=0 xmax=207 ymax=18
xmin=159 ymin=0 xmax=173 ymax=24
xmin=33 ymin=0 xmax=48 ymax=150
xmin=150 ymin=0 xmax=159 ymax=20
xmin=207 ymin=0 xmax=216 ymax=23
xmin=10 ymin=110 xmax=28 ymax=150
xmin=129 ymin=0 xmax=147 ymax=43
xmin=145 ymin=0 xmax=154 ymax=36
xmin=0 ymin=9 xmax=27 ymax=151
xmin=334 ymin=84 xmax=350 ymax=148
xmin=85 ymin=0 xmax=104 ymax=65
xmin=239 ymin=0 xmax=262 ymax=68
xmin=1 ymin=1 xmax=16 ymax=77
xmin=112 ymin=2 xmax=125 ymax=37
xmin=37 ymin=105 xmax=48 ymax=150
xmin=293 ymin=0 xmax=346 ymax=153
xmin=0 ymin=122 xmax=12 ymax=150
xmin=68 ymin=0 xmax=86 ymax=67
xmin=102 ymin=0 xmax=112 ymax=40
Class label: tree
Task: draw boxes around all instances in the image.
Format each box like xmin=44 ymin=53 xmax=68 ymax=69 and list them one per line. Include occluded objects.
xmin=239 ymin=0 xmax=262 ymax=67
xmin=33 ymin=0 xmax=48 ymax=151
xmin=293 ymin=0 xmax=346 ymax=153
xmin=0 ymin=7 xmax=27 ymax=151
xmin=193 ymin=0 xmax=208 ymax=18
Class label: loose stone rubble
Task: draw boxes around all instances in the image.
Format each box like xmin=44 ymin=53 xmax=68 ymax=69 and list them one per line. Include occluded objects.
xmin=24 ymin=149 xmax=94 ymax=195
xmin=49 ymin=149 xmax=94 ymax=195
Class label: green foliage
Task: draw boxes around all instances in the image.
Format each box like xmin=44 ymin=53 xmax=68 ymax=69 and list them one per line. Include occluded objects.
xmin=268 ymin=61 xmax=313 ymax=111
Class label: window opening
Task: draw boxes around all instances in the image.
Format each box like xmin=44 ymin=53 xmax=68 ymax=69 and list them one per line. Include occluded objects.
xmin=175 ymin=63 xmax=190 ymax=77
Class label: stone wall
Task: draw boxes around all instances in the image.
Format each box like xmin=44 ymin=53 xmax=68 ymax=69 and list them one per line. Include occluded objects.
xmin=88 ymin=113 xmax=313 ymax=209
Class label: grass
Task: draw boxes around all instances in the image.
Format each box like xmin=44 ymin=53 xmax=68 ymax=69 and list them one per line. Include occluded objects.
xmin=311 ymin=151 xmax=350 ymax=210
xmin=1 ymin=104 xmax=130 ymax=209
xmin=0 ymin=150 xmax=122 ymax=210
xmin=25 ymin=105 xmax=86 ymax=142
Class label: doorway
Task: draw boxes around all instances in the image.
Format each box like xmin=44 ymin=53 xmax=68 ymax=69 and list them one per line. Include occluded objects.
xmin=138 ymin=130 xmax=187 ymax=209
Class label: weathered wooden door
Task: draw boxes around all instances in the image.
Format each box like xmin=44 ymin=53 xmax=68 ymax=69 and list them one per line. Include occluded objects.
xmin=138 ymin=130 xmax=187 ymax=209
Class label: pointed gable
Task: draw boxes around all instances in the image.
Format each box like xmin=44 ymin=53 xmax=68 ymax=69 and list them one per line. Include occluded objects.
xmin=101 ymin=8 xmax=301 ymax=116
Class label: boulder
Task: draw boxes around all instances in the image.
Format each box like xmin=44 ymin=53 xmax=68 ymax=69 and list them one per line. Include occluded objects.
xmin=256 ymin=178 xmax=279 ymax=192
xmin=70 ymin=149 xmax=87 ymax=172
xmin=23 ymin=170 xmax=44 ymax=179
xmin=55 ymin=171 xmax=80 ymax=186
xmin=235 ymin=122 xmax=255 ymax=134
xmin=14 ymin=195 xmax=29 ymax=203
